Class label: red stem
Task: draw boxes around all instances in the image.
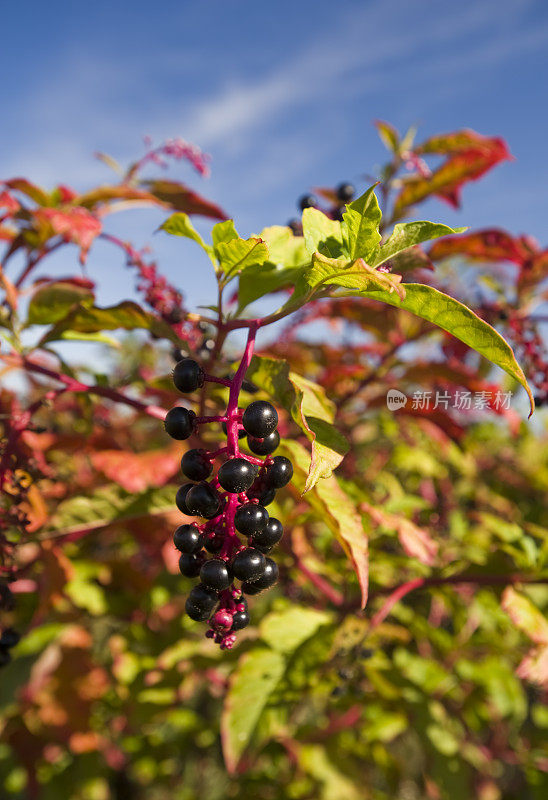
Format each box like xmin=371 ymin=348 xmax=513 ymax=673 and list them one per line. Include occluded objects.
xmin=4 ymin=355 xmax=167 ymax=420
xmin=220 ymin=323 xmax=258 ymax=560
xmin=368 ymin=573 xmax=548 ymax=631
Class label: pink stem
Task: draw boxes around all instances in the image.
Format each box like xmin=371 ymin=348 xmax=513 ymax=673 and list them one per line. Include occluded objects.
xmin=219 ymin=323 xmax=259 ymax=560
xmin=368 ymin=573 xmax=548 ymax=631
xmin=204 ymin=374 xmax=232 ymax=387
xmin=4 ymin=356 xmax=167 ymax=420
xmin=195 ymin=415 xmax=228 ymax=424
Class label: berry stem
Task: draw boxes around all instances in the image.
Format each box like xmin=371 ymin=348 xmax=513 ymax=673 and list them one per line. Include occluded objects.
xmin=203 ymin=374 xmax=232 ymax=387
xmin=195 ymin=414 xmax=229 ymax=424
xmin=219 ymin=324 xmax=259 ymax=562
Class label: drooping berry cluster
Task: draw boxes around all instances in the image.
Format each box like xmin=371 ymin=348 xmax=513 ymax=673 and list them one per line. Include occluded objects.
xmin=164 ymin=356 xmax=293 ymax=649
xmin=287 ymin=182 xmax=355 ymax=234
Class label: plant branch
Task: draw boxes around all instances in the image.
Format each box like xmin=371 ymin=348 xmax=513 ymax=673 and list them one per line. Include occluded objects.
xmin=366 ymin=573 xmax=548 ymax=631
xmin=3 ymin=355 xmax=167 ymax=420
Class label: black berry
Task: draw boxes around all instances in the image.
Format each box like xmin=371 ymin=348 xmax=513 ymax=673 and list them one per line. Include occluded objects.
xmin=173 ymin=524 xmax=202 ymax=553
xmin=234 ymin=503 xmax=268 ymax=536
xmin=0 ymin=584 xmax=14 ymax=611
xmin=231 ymin=610 xmax=250 ymax=631
xmin=242 ymin=558 xmax=279 ymax=594
xmin=204 ymin=531 xmax=224 ymax=554
xmin=217 ymin=458 xmax=258 ymax=494
xmin=172 ymin=358 xmax=205 ymax=393
xmin=186 ymin=482 xmax=221 ymax=519
xmin=185 ymin=600 xmax=210 ymax=621
xmin=242 ymin=401 xmax=278 ymax=438
xmin=0 ymin=628 xmax=20 ymax=649
xmin=266 ymin=456 xmax=293 ymax=489
xmin=247 ymin=430 xmax=280 ymax=456
xmin=181 ymin=448 xmax=212 ymax=481
xmin=247 ymin=483 xmax=276 ymax=507
xmin=175 ymin=483 xmax=194 ymax=515
xmin=166 ymin=307 xmax=185 ymax=324
xmin=336 ymin=182 xmax=355 ymax=202
xmin=164 ymin=407 xmax=195 ymax=440
xmin=222 ymin=421 xmax=246 ymax=439
xmin=0 ymin=648 xmax=11 ymax=667
xmin=179 ymin=552 xmax=202 ymax=577
xmin=200 ymin=558 xmax=232 ymax=591
xmin=231 ymin=548 xmax=266 ymax=582
xmin=298 ymin=193 xmax=318 ymax=211
xmin=251 ymin=517 xmax=283 ymax=552
xmin=287 ymin=219 xmax=301 ymax=235
xmin=188 ymin=583 xmax=219 ymax=611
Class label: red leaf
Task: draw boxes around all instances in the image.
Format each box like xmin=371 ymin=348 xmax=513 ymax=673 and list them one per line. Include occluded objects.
xmin=0 ymin=190 xmax=21 ymax=215
xmin=361 ymin=502 xmax=438 ymax=566
xmin=74 ymin=184 xmax=165 ymax=210
xmin=395 ymin=131 xmax=512 ymax=214
xmin=414 ymin=129 xmax=506 ymax=155
xmin=56 ymin=184 xmax=78 ymax=203
xmin=91 ymin=447 xmax=180 ymax=493
xmin=143 ymin=179 xmax=228 ymax=219
xmin=429 ymin=229 xmax=530 ymax=266
xmin=36 ymin=206 xmax=102 ymax=264
xmin=4 ymin=177 xmax=51 ymax=206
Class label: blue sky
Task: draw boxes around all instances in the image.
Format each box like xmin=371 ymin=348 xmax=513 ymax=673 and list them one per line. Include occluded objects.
xmin=1 ymin=0 xmax=547 ymax=314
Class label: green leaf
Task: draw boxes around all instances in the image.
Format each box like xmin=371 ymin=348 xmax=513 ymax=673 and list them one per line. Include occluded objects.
xmin=237 ymin=263 xmax=303 ymax=312
xmin=222 ymin=605 xmax=332 ymax=773
xmin=45 ymin=484 xmax=177 ymax=538
xmin=298 ymin=745 xmax=362 ymax=800
xmin=39 ymin=301 xmax=183 ymax=346
xmin=272 ymin=250 xmax=404 ymax=321
xmin=341 ymin=184 xmax=382 ymax=261
xmin=159 ymin=212 xmax=215 ymax=264
xmin=216 ymin=236 xmax=269 ymax=281
xmin=27 ymin=280 xmax=95 ymax=325
xmin=502 ymin=587 xmax=548 ymax=645
xmin=221 ymin=647 xmax=286 ymax=773
xmin=352 ymin=283 xmax=534 ymax=415
xmin=302 ymin=208 xmax=343 ymax=258
xmin=371 ymin=221 xmax=467 ymax=267
xmin=281 ymin=439 xmax=369 ymax=607
xmin=53 ymin=329 xmax=121 ymax=347
xmin=375 ymin=120 xmax=400 ymax=153
xmin=235 ymin=226 xmax=309 ymax=312
xmin=258 ymin=225 xmax=308 ymax=267
xmin=245 ymin=355 xmax=348 ymax=491
xmin=211 ymin=219 xmax=239 ymax=248
xmin=259 ymin=606 xmax=332 ymax=653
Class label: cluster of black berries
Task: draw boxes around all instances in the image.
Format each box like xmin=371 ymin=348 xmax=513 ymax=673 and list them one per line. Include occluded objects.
xmin=287 ymin=182 xmax=355 ymax=235
xmin=164 ymin=358 xmax=293 ymax=649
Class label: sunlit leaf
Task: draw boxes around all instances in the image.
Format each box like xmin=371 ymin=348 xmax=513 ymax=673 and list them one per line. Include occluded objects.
xmin=27 ymin=280 xmax=95 ymax=325
xmin=341 ymin=184 xmax=381 ymax=261
xmin=245 ymin=355 xmax=348 ymax=491
xmin=371 ymin=221 xmax=466 ymax=267
xmin=282 ymin=439 xmax=369 ymax=607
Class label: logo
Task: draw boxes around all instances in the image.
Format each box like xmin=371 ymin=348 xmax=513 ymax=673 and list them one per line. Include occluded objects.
xmin=386 ymin=389 xmax=407 ymax=411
